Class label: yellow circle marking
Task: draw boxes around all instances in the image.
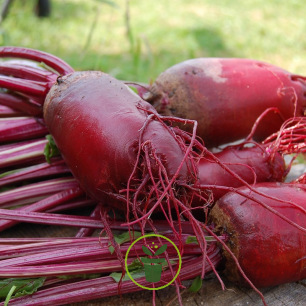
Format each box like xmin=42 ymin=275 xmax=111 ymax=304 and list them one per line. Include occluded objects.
xmin=125 ymin=234 xmax=182 ymax=291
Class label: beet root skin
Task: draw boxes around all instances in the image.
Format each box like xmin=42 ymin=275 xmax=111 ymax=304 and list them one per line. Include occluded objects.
xmin=43 ymin=71 xmax=196 ymax=210
xmin=148 ymin=58 xmax=306 ymax=147
xmin=210 ymin=182 xmax=306 ymax=288
xmin=197 ymin=145 xmax=286 ymax=200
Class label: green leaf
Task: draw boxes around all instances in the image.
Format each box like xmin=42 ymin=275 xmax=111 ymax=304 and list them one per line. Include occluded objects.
xmin=44 ymin=135 xmax=60 ymax=164
xmin=127 ymin=258 xmax=144 ymax=272
xmin=110 ymin=269 xmax=145 ymax=283
xmin=154 ymin=244 xmax=167 ymax=256
xmin=110 ymin=258 xmax=145 ymax=283
xmin=186 ymin=236 xmax=215 ymax=244
xmin=108 ymin=231 xmax=142 ymax=254
xmin=128 ymin=86 xmax=139 ymax=94
xmin=0 ymin=278 xmax=45 ymax=300
xmin=142 ymin=245 xmax=153 ymax=256
xmin=189 ymin=276 xmax=202 ymax=292
xmin=186 ymin=236 xmax=198 ymax=244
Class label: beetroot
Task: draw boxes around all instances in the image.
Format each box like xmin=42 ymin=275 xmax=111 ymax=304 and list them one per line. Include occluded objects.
xmin=210 ymin=182 xmax=306 ymax=288
xmin=196 ymin=116 xmax=306 ymax=202
xmin=43 ymin=71 xmax=200 ymax=215
xmin=197 ymin=145 xmax=286 ymax=200
xmin=146 ymin=58 xmax=306 ymax=147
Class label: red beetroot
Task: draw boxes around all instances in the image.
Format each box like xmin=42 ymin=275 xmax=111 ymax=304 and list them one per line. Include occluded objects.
xmin=197 ymin=145 xmax=286 ymax=201
xmin=43 ymin=71 xmax=199 ymax=214
xmin=146 ymin=58 xmax=306 ymax=147
xmin=210 ymin=182 xmax=306 ymax=288
xmin=196 ymin=116 xmax=306 ymax=202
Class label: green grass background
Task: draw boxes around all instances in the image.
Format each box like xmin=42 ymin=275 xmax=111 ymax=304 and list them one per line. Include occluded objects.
xmin=0 ymin=0 xmax=305 ymax=82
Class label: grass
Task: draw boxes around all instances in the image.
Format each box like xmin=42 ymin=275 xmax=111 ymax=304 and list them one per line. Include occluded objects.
xmin=0 ymin=0 xmax=305 ymax=82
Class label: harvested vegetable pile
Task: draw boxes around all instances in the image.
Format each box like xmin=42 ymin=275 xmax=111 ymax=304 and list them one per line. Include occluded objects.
xmin=0 ymin=47 xmax=305 ymax=306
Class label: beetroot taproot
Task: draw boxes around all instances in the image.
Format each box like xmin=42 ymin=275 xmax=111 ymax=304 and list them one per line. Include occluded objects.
xmin=146 ymin=58 xmax=306 ymax=147
xmin=210 ymin=182 xmax=306 ymax=288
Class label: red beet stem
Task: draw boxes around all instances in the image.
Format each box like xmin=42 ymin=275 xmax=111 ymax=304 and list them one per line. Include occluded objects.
xmin=0 ymin=117 xmax=48 ymax=143
xmin=0 ymin=207 xmax=202 ymax=233
xmin=0 ymin=238 xmax=203 ymax=269
xmin=2 ymin=246 xmax=222 ymax=306
xmin=0 ymin=105 xmax=23 ymax=117
xmin=46 ymin=198 xmax=96 ymax=213
xmin=0 ymin=208 xmax=104 ymax=229
xmin=0 ymin=92 xmax=42 ymax=116
xmin=0 ymin=138 xmax=46 ymax=168
xmin=0 ymin=75 xmax=48 ymax=98
xmin=75 ymin=203 xmax=103 ymax=238
xmin=0 ymin=259 xmax=126 ymax=277
xmin=0 ymin=237 xmax=107 ymax=253
xmin=0 ymin=177 xmax=78 ymax=208
xmin=0 ymin=46 xmax=74 ymax=76
xmin=0 ymin=185 xmax=83 ymax=231
xmin=0 ymin=159 xmax=70 ymax=187
xmin=0 ymin=62 xmax=58 ymax=82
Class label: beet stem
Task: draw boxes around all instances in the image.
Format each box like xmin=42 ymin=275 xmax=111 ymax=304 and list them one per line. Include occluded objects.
xmin=0 ymin=177 xmax=78 ymax=208
xmin=0 ymin=185 xmax=83 ymax=231
xmin=0 ymin=62 xmax=58 ymax=83
xmin=0 ymin=92 xmax=41 ymax=116
xmin=2 ymin=246 xmax=222 ymax=306
xmin=0 ymin=46 xmax=74 ymax=76
xmin=0 ymin=159 xmax=70 ymax=187
xmin=0 ymin=75 xmax=48 ymax=98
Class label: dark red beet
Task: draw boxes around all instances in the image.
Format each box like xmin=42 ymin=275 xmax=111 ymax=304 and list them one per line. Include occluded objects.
xmin=197 ymin=145 xmax=286 ymax=200
xmin=147 ymin=58 xmax=306 ymax=147
xmin=210 ymin=182 xmax=306 ymax=288
xmin=43 ymin=71 xmax=198 ymax=212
